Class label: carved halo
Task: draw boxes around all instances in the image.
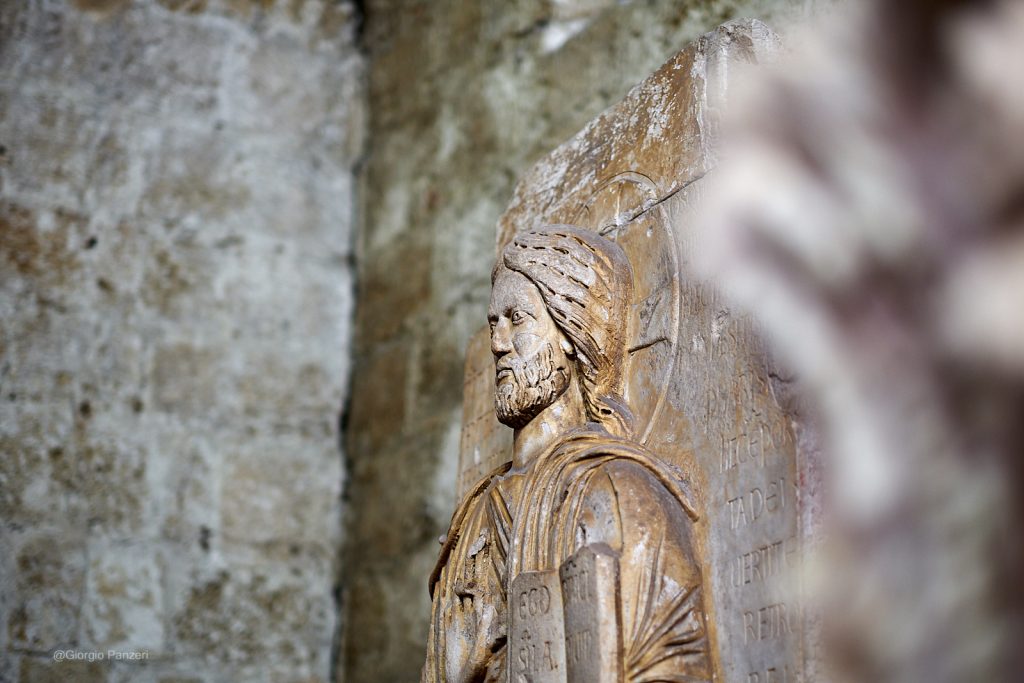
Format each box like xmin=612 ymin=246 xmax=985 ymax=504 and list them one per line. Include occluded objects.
xmin=569 ymin=171 xmax=681 ymax=445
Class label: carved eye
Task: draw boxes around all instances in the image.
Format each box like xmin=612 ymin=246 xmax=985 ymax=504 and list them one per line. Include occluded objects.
xmin=511 ymin=310 xmax=528 ymax=325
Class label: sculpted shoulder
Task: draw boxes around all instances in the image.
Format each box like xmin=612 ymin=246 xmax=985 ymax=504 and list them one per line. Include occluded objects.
xmin=571 ymin=456 xmax=698 ymax=549
xmin=429 ymin=461 xmax=512 ymax=597
xmin=599 ymin=458 xmax=691 ymax=517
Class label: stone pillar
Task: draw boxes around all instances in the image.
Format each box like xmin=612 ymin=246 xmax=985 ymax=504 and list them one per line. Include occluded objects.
xmin=0 ymin=2 xmax=364 ymax=681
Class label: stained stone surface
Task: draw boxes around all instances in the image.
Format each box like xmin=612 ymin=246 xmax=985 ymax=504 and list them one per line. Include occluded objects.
xmin=0 ymin=1 xmax=364 ymax=682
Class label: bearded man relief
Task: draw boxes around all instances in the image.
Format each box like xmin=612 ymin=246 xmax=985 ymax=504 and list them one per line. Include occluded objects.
xmin=422 ymin=226 xmax=712 ymax=683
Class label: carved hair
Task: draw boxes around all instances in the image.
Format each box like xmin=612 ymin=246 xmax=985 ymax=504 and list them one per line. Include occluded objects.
xmin=496 ymin=225 xmax=635 ymax=437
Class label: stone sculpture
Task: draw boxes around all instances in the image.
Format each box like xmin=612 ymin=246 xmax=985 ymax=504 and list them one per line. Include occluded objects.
xmin=425 ymin=22 xmax=806 ymax=683
xmin=422 ymin=226 xmax=711 ymax=683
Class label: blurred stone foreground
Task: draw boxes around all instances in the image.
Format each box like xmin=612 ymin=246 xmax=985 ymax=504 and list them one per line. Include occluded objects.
xmin=695 ymin=1 xmax=1024 ymax=681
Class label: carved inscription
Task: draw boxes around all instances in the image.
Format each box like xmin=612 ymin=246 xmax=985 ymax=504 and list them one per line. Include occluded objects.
xmin=727 ymin=477 xmax=789 ymax=530
xmin=747 ymin=666 xmax=794 ymax=683
xmin=742 ymin=602 xmax=794 ymax=643
xmin=730 ymin=537 xmax=797 ymax=588
xmin=509 ymin=571 xmax=566 ymax=683
xmin=559 ymin=544 xmax=622 ymax=683
xmin=675 ymin=261 xmax=802 ymax=683
xmin=719 ymin=418 xmax=793 ymax=473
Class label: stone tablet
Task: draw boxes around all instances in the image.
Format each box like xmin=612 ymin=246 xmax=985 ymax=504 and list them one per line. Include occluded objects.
xmin=559 ymin=544 xmax=622 ymax=683
xmin=508 ymin=570 xmax=567 ymax=683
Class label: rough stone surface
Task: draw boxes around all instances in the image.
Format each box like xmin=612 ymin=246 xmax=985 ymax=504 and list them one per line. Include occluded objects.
xmin=0 ymin=1 xmax=363 ymax=682
xmin=344 ymin=1 xmax=816 ymax=681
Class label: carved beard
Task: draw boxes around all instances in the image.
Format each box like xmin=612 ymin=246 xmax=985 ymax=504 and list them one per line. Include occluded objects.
xmin=494 ymin=341 xmax=570 ymax=429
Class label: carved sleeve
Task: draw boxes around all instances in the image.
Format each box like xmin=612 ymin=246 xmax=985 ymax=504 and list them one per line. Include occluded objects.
xmin=422 ymin=495 xmax=507 ymax=683
xmin=574 ymin=461 xmax=712 ymax=683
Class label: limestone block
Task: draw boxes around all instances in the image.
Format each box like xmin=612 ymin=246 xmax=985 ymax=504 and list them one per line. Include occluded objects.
xmin=137 ymin=126 xmax=255 ymax=232
xmin=68 ymin=314 xmax=148 ymax=405
xmin=6 ymin=529 xmax=87 ymax=651
xmin=0 ymin=0 xmax=361 ymax=678
xmin=0 ymin=401 xmax=78 ymax=528
xmin=150 ymin=342 xmax=222 ymax=422
xmin=104 ymin=664 xmax=213 ymax=683
xmin=80 ymin=541 xmax=164 ymax=654
xmin=233 ymin=352 xmax=342 ymax=437
xmin=0 ymin=651 xmax=13 ymax=683
xmin=0 ymin=200 xmax=85 ymax=285
xmin=429 ymin=194 xmax=506 ymax=314
xmin=0 ymin=307 xmax=97 ymax=407
xmin=347 ymin=343 xmax=410 ymax=454
xmin=155 ymin=424 xmax=222 ymax=550
xmin=208 ymin=136 xmax=356 ymax=244
xmin=7 ymin=2 xmax=230 ymax=118
xmin=408 ymin=314 xmax=469 ymax=421
xmin=168 ymin=557 xmax=335 ymax=682
xmin=356 ymin=236 xmax=433 ymax=344
xmin=17 ymin=657 xmax=106 ymax=683
xmin=111 ymin=8 xmax=230 ymax=118
xmin=219 ymin=434 xmax=342 ymax=547
xmin=347 ymin=427 xmax=452 ymax=560
xmin=0 ymin=527 xmax=13 ymax=653
xmin=0 ymin=93 xmax=95 ymax=209
xmin=222 ymin=37 xmax=338 ymax=139
xmin=208 ymin=232 xmax=352 ymax=361
xmin=344 ymin=539 xmax=444 ymax=681
xmin=71 ymin=424 xmax=155 ymax=539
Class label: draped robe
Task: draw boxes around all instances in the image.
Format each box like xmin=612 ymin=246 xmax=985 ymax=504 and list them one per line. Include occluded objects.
xmin=423 ymin=427 xmax=712 ymax=683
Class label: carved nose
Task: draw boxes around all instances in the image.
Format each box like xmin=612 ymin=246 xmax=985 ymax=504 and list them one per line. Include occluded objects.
xmin=491 ymin=319 xmax=512 ymax=357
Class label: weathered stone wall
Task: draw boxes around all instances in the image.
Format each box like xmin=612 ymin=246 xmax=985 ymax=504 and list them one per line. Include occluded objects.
xmin=0 ymin=2 xmax=363 ymax=682
xmin=344 ymin=1 xmax=815 ymax=680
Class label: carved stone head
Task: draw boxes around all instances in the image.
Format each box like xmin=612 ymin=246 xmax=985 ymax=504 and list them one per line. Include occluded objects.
xmin=489 ymin=225 xmax=635 ymax=436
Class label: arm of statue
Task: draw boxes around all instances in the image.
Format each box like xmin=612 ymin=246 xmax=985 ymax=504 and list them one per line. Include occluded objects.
xmin=425 ymin=555 xmax=506 ymax=683
xmin=423 ymin=501 xmax=507 ymax=683
xmin=455 ymin=599 xmax=505 ymax=683
xmin=574 ymin=461 xmax=712 ymax=682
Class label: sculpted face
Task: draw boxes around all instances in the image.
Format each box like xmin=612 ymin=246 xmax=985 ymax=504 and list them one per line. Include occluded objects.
xmin=488 ymin=266 xmax=572 ymax=429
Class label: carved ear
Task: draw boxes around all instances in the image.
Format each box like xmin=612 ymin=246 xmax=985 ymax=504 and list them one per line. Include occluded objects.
xmin=560 ymin=338 xmax=574 ymax=357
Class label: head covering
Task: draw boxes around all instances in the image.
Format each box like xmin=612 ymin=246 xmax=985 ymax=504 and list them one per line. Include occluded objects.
xmin=496 ymin=225 xmax=635 ymax=437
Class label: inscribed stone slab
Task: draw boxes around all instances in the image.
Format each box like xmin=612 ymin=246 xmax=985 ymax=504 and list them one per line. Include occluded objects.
xmin=508 ymin=570 xmax=567 ymax=683
xmin=560 ymin=544 xmax=622 ymax=683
